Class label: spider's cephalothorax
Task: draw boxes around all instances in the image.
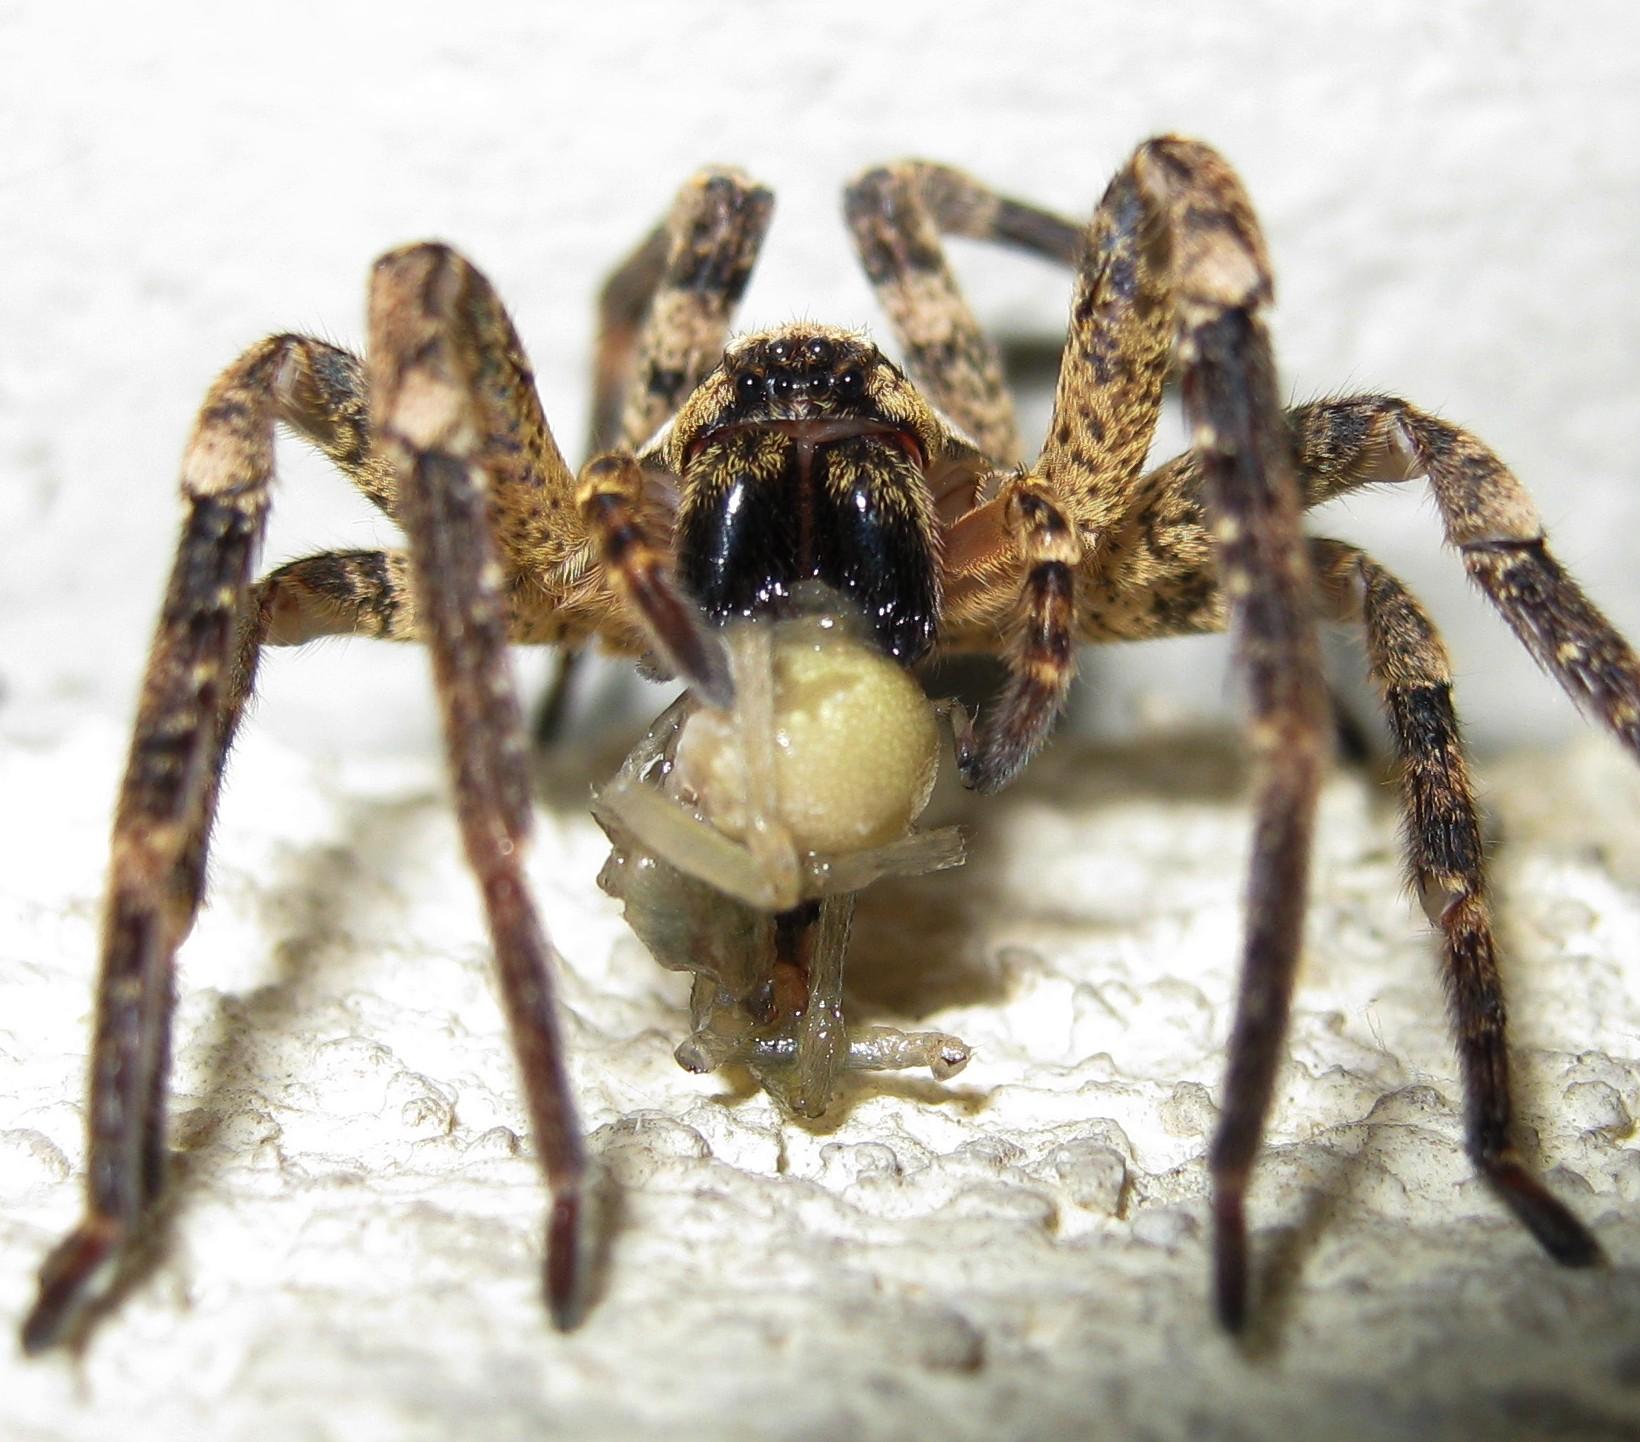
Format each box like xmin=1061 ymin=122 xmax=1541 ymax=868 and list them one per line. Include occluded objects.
xmin=25 ymin=143 xmax=1640 ymax=1354
xmin=667 ymin=324 xmax=945 ymax=663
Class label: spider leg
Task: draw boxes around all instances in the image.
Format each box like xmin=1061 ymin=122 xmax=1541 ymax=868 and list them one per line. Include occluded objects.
xmin=592 ymin=167 xmax=774 ymax=454
xmin=1290 ymin=396 xmax=1640 ymax=754
xmin=844 ymin=160 xmax=1082 ymax=465
xmin=22 ymin=336 xmax=319 ymax=1352
xmin=1311 ymin=539 xmax=1602 ymax=1264
xmin=260 ymin=549 xmax=416 ymax=640
xmin=273 ymin=338 xmax=400 ymax=515
xmin=533 ymin=168 xmax=772 ymax=739
xmin=1128 ymin=139 xmax=1333 ymax=1333
xmin=529 ymin=646 xmax=587 ymax=746
xmin=367 ymin=244 xmax=594 ymax=1326
xmin=942 ymin=140 xmax=1182 ymax=785
xmin=944 ymin=143 xmax=1326 ymax=1328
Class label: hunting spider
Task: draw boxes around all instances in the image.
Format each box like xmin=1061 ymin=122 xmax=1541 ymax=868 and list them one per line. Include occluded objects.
xmin=24 ymin=137 xmax=1637 ymax=1352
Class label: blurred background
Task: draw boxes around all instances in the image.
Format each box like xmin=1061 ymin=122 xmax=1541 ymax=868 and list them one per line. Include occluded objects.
xmin=3 ymin=0 xmax=1637 ymax=755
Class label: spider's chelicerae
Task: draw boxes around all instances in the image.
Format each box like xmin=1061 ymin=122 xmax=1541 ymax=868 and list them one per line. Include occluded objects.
xmin=25 ymin=137 xmax=1639 ymax=1352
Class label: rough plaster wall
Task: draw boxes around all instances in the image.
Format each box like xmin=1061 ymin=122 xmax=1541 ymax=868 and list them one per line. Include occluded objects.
xmin=2 ymin=2 xmax=1639 ymax=1440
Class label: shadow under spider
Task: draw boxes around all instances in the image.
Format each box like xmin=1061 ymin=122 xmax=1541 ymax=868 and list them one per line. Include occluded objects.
xmin=166 ymin=784 xmax=446 ymax=1210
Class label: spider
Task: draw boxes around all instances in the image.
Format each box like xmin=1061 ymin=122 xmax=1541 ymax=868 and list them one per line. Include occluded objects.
xmin=23 ymin=137 xmax=1638 ymax=1353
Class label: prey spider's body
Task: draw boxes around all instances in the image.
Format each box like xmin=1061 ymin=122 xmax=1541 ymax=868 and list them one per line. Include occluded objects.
xmin=25 ymin=138 xmax=1638 ymax=1352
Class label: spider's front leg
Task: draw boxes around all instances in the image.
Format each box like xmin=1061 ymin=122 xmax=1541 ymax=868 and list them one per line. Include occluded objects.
xmin=22 ymin=336 xmax=355 ymax=1351
xmin=1128 ymin=140 xmax=1336 ymax=1332
xmin=936 ymin=140 xmax=1331 ymax=1330
xmin=362 ymin=245 xmax=611 ymax=1327
xmin=363 ymin=245 xmax=737 ymax=1325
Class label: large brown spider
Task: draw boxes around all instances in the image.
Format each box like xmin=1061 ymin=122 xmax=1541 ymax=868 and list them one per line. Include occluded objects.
xmin=23 ymin=137 xmax=1638 ymax=1352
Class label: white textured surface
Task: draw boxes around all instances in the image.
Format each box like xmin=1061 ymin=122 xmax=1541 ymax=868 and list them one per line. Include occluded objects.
xmin=3 ymin=727 xmax=1640 ymax=1441
xmin=4 ymin=3 xmax=1640 ymax=1439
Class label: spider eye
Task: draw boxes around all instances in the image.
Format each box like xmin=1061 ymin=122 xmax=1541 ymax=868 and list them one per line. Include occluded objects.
xmin=834 ymin=368 xmax=863 ymax=400
xmin=804 ymin=337 xmax=834 ymax=366
xmin=736 ymin=371 xmax=762 ymax=403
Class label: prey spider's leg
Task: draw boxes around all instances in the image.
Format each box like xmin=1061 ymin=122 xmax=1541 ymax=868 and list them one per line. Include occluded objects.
xmin=1134 ymin=138 xmax=1332 ymax=1332
xmin=1311 ymin=539 xmax=1602 ymax=1264
xmin=845 ymin=161 xmax=1082 ymax=465
xmin=22 ymin=336 xmax=321 ymax=1352
xmin=369 ymin=244 xmax=588 ymax=1326
xmin=610 ymin=168 xmax=774 ymax=452
xmin=1289 ymin=396 xmax=1640 ymax=755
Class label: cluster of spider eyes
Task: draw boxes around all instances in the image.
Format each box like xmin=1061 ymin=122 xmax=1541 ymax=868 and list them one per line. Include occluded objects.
xmin=732 ymin=335 xmax=865 ymax=407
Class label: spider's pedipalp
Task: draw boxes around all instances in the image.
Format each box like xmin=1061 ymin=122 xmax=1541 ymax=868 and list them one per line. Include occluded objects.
xmin=576 ymin=451 xmax=733 ymax=707
xmin=955 ymin=477 xmax=1082 ymax=792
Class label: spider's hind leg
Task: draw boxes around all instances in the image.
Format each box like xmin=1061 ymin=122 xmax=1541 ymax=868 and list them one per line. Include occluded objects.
xmin=1311 ymin=538 xmax=1602 ymax=1266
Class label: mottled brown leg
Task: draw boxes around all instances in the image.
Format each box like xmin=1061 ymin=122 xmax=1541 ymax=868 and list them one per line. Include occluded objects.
xmin=1033 ymin=154 xmax=1173 ymax=534
xmin=22 ymin=339 xmax=294 ymax=1353
xmin=259 ymin=549 xmax=416 ymax=643
xmin=944 ymin=142 xmax=1181 ymax=776
xmin=1125 ymin=138 xmax=1332 ymax=1332
xmin=1289 ymin=395 xmax=1640 ymax=756
xmin=610 ymin=169 xmax=774 ymax=452
xmin=272 ymin=337 xmax=400 ymax=514
xmin=1311 ymin=539 xmax=1602 ymax=1266
xmin=586 ymin=223 xmax=668 ymax=455
xmin=575 ymin=452 xmax=732 ymax=707
xmin=535 ymin=169 xmax=772 ymax=734
xmin=369 ymin=243 xmax=590 ymax=1326
xmin=845 ymin=160 xmax=1082 ymax=465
